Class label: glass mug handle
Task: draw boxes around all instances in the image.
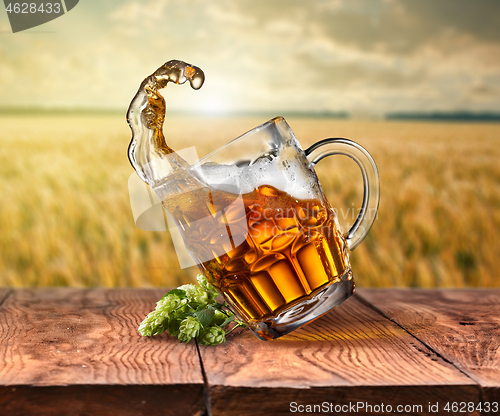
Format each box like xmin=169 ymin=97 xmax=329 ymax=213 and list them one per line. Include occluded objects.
xmin=305 ymin=139 xmax=380 ymax=250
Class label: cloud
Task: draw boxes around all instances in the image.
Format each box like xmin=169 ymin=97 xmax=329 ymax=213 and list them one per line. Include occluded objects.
xmin=0 ymin=0 xmax=499 ymax=113
xmin=288 ymin=0 xmax=500 ymax=55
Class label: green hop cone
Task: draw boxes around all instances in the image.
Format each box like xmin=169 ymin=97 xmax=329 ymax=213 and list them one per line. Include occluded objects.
xmin=138 ymin=293 xmax=184 ymax=336
xmin=138 ymin=309 xmax=170 ymax=336
xmin=138 ymin=276 xmax=245 ymax=345
xmin=178 ymin=316 xmax=202 ymax=343
xmin=196 ymin=274 xmax=219 ymax=303
xmin=156 ymin=293 xmax=184 ymax=313
xmin=198 ymin=325 xmax=226 ymax=346
xmin=178 ymin=283 xmax=211 ymax=305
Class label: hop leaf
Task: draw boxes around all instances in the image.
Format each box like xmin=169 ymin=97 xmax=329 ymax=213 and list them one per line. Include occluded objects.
xmin=195 ymin=307 xmax=215 ymax=328
xmin=198 ymin=325 xmax=226 ymax=346
xmin=178 ymin=316 xmax=202 ymax=343
xmin=212 ymin=309 xmax=230 ymax=326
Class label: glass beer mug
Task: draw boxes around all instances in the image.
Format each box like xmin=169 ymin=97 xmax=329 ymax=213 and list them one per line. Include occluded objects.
xmin=127 ymin=61 xmax=380 ymax=340
xmin=154 ymin=117 xmax=379 ymax=340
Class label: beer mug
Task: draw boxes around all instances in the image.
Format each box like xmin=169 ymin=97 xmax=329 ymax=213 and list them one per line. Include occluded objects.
xmin=152 ymin=116 xmax=379 ymax=340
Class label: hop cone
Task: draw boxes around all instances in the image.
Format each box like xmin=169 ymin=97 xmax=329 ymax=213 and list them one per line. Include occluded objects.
xmin=138 ymin=293 xmax=183 ymax=336
xmin=196 ymin=275 xmax=219 ymax=303
xmin=198 ymin=325 xmax=226 ymax=346
xmin=138 ymin=309 xmax=170 ymax=336
xmin=178 ymin=316 xmax=202 ymax=343
xmin=156 ymin=293 xmax=184 ymax=313
xmin=138 ymin=274 xmax=244 ymax=346
xmin=178 ymin=284 xmax=211 ymax=305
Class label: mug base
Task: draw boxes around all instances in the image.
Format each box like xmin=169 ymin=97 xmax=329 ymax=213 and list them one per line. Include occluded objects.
xmin=249 ymin=268 xmax=354 ymax=340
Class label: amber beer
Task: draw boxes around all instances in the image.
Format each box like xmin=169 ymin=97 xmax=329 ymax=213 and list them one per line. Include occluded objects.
xmin=162 ymin=183 xmax=349 ymax=323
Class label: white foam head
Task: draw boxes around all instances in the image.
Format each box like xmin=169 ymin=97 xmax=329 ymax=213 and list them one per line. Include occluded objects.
xmin=195 ymin=151 xmax=318 ymax=200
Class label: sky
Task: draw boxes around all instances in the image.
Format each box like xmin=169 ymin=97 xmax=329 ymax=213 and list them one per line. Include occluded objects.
xmin=0 ymin=0 xmax=499 ymax=116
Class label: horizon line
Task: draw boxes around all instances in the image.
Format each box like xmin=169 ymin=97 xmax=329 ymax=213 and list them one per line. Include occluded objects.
xmin=1 ymin=106 xmax=500 ymax=121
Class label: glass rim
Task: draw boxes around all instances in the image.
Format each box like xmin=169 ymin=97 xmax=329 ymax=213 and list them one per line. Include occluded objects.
xmin=191 ymin=116 xmax=287 ymax=168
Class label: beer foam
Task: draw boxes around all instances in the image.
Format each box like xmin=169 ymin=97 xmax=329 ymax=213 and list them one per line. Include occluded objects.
xmin=196 ymin=153 xmax=317 ymax=200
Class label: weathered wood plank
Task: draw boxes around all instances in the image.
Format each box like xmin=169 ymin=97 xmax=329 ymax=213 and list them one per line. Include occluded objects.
xmin=198 ymin=294 xmax=478 ymax=416
xmin=0 ymin=385 xmax=205 ymax=416
xmin=358 ymin=289 xmax=500 ymax=403
xmin=0 ymin=288 xmax=205 ymax=416
xmin=0 ymin=289 xmax=11 ymax=306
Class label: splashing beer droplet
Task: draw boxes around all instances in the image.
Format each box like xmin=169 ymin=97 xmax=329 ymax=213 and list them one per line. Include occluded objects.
xmin=127 ymin=60 xmax=205 ymax=185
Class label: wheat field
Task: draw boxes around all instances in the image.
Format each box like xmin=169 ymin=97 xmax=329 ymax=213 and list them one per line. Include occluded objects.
xmin=0 ymin=114 xmax=499 ymax=288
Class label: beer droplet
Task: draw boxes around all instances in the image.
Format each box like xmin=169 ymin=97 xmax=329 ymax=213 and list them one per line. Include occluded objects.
xmin=184 ymin=66 xmax=196 ymax=79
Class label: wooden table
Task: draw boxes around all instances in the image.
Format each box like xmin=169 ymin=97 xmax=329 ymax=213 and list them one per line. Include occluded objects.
xmin=0 ymin=288 xmax=498 ymax=416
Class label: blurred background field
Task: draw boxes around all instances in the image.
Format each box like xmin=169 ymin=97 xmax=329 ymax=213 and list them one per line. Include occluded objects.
xmin=1 ymin=114 xmax=498 ymax=288
xmin=1 ymin=1 xmax=500 ymax=288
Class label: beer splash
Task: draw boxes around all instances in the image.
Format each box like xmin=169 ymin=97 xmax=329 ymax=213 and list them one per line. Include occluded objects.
xmin=127 ymin=60 xmax=205 ymax=186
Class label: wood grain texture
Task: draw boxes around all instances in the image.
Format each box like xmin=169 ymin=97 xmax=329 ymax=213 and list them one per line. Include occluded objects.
xmin=358 ymin=289 xmax=500 ymax=402
xmin=0 ymin=288 xmax=205 ymax=416
xmin=0 ymin=289 xmax=11 ymax=306
xmin=198 ymin=294 xmax=478 ymax=416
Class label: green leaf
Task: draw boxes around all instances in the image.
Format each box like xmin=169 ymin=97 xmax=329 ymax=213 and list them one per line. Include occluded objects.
xmin=207 ymin=303 xmax=225 ymax=312
xmin=195 ymin=303 xmax=207 ymax=312
xmin=168 ymin=318 xmax=181 ymax=337
xmin=179 ymin=304 xmax=195 ymax=314
xmin=163 ymin=289 xmax=187 ymax=299
xmin=196 ymin=308 xmax=215 ymax=328
xmin=189 ymin=302 xmax=204 ymax=311
xmin=177 ymin=310 xmax=195 ymax=321
xmin=220 ymin=315 xmax=235 ymax=328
